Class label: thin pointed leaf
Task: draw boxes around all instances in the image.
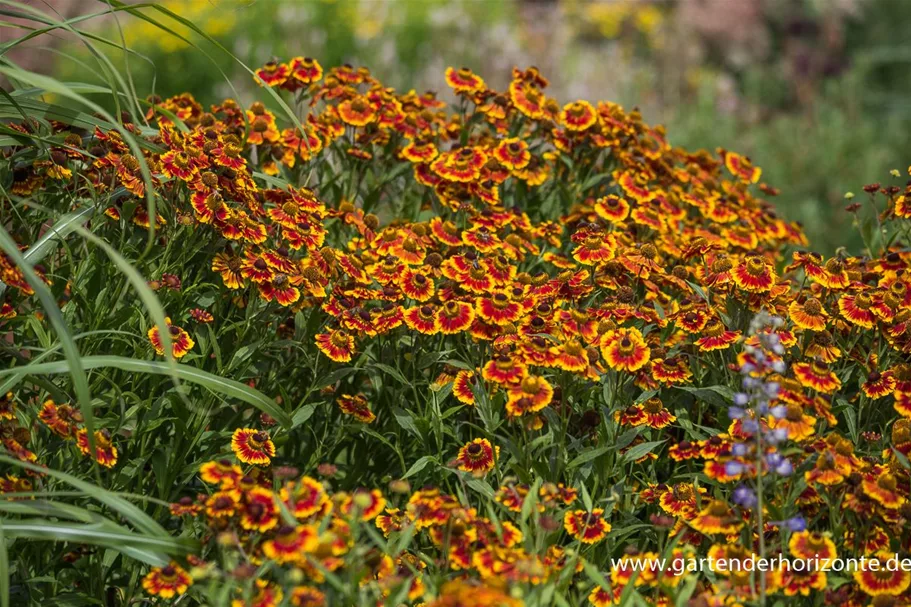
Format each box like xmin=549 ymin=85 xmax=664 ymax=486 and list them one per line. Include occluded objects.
xmin=0 ymin=356 xmax=290 ymax=428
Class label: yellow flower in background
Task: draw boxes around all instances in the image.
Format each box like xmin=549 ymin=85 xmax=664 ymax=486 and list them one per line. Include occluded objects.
xmin=634 ymin=5 xmax=663 ymax=37
xmin=122 ymin=0 xmax=237 ymax=52
xmin=581 ymin=0 xmax=664 ymax=46
xmin=586 ymin=2 xmax=629 ymax=39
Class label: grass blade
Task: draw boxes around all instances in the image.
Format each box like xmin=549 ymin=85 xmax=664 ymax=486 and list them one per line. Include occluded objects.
xmin=0 ymin=224 xmax=99 ymax=473
xmin=0 ymin=65 xmax=158 ymax=254
xmin=0 ymin=455 xmax=167 ymax=538
xmin=0 ymin=356 xmax=290 ymax=428
xmin=0 ymin=519 xmax=8 ymax=607
xmin=0 ymin=520 xmax=189 ymax=566
xmin=0 ymin=205 xmax=95 ymax=299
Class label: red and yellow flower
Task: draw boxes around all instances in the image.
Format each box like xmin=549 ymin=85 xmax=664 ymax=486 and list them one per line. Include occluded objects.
xmin=788 ymin=298 xmax=828 ymax=331
xmin=694 ymin=319 xmax=741 ymax=351
xmin=339 ymin=489 xmax=387 ymax=521
xmin=572 ymin=233 xmax=616 ymax=265
xmin=281 ymin=476 xmax=329 ymax=519
xmin=231 ymin=428 xmax=276 ymax=465
xmin=142 ymin=562 xmax=192 ymax=598
xmin=444 ymin=67 xmax=485 ymax=94
xmin=262 ymin=524 xmax=319 ymax=564
xmin=476 ymin=292 xmax=522 ymax=325
xmin=769 ymin=405 xmax=817 ymax=441
xmin=721 ymin=150 xmax=761 ymax=183
xmin=147 ymin=317 xmax=194 ymax=358
xmin=437 ymin=301 xmax=475 ymax=334
xmin=601 ymin=327 xmax=650 ymax=372
xmin=337 ymin=95 xmax=376 ymax=127
xmin=200 ymin=459 xmax=242 ymax=488
xmin=240 ymin=486 xmax=280 ymax=532
xmin=618 ymin=397 xmax=676 ymax=429
xmin=563 ymin=508 xmax=610 ymax=544
xmin=689 ymin=500 xmax=742 ymax=535
xmin=854 ymin=551 xmax=911 ymax=596
xmin=493 ymin=138 xmax=531 ymax=171
xmin=560 ymin=100 xmax=597 ymax=131
xmin=456 ymin=438 xmax=498 ymax=475
xmin=337 ymin=394 xmax=376 ymax=423
xmin=788 ymin=530 xmax=837 ymax=565
xmin=862 ymin=471 xmax=905 ymax=509
xmin=594 ymin=195 xmax=630 ymax=224
xmin=731 ymin=255 xmax=777 ymax=292
xmin=453 ymin=370 xmax=478 ymax=405
xmin=839 ymin=292 xmax=877 ymax=329
xmin=793 ymin=360 xmax=841 ymax=393
xmin=38 ymin=399 xmax=81 ymax=438
xmin=315 ymin=329 xmax=355 ymax=362
xmin=506 ymin=375 xmax=554 ymax=416
xmin=76 ymin=429 xmax=118 ymax=467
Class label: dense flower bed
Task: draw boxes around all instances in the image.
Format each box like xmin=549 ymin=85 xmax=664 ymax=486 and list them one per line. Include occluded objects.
xmin=3 ymin=56 xmax=911 ymax=606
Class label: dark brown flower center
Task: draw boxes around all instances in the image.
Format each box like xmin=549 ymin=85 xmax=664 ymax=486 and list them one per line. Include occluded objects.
xmin=643 ymin=398 xmax=662 ymax=414
xmin=803 ymin=299 xmax=822 ymax=315
xmin=746 ymin=257 xmax=766 ymax=275
xmin=329 ymin=330 xmax=350 ymax=348
xmin=786 ymin=405 xmax=804 ymax=422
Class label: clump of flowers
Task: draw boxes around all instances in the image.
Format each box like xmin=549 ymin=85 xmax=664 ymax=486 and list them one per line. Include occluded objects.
xmin=4 ymin=51 xmax=911 ymax=606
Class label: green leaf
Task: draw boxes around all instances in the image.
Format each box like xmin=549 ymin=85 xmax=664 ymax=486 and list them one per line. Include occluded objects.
xmin=391 ymin=407 xmax=420 ymax=438
xmin=836 ymin=398 xmax=858 ymax=443
xmin=0 ymin=356 xmax=291 ymax=428
xmin=519 ymin=478 xmax=542 ymax=524
xmin=0 ymin=519 xmax=8 ymax=607
xmin=894 ymin=448 xmax=911 ymax=471
xmin=441 ymin=359 xmax=475 ymax=371
xmin=581 ymin=559 xmax=611 ymax=594
xmin=615 ymin=428 xmax=641 ymax=450
xmin=0 ymin=520 xmax=190 ymax=566
xmin=0 ymin=225 xmax=98 ymax=471
xmin=402 ymin=456 xmax=435 ymax=479
xmin=0 ymin=455 xmax=165 ymax=538
xmin=635 ymin=389 xmax=660 ymax=403
xmin=675 ymin=385 xmax=734 ymax=409
xmin=685 ymin=280 xmax=710 ymax=303
xmin=0 ymin=205 xmax=95 ymax=298
xmin=674 ymin=575 xmax=699 ymax=607
xmin=291 ymin=404 xmax=316 ymax=429
xmin=567 ymin=445 xmax=612 ymax=469
xmin=465 ymin=478 xmax=495 ymax=500
xmin=369 ymin=363 xmax=409 ymax=386
xmin=580 ymin=172 xmax=611 ymax=192
xmin=313 ymin=367 xmax=356 ymax=391
xmin=621 ymin=440 xmax=666 ymax=463
xmin=73 ymin=226 xmax=179 ymax=414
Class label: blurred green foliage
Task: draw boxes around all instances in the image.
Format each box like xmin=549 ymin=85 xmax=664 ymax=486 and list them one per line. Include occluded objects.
xmin=54 ymin=0 xmax=513 ymax=103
